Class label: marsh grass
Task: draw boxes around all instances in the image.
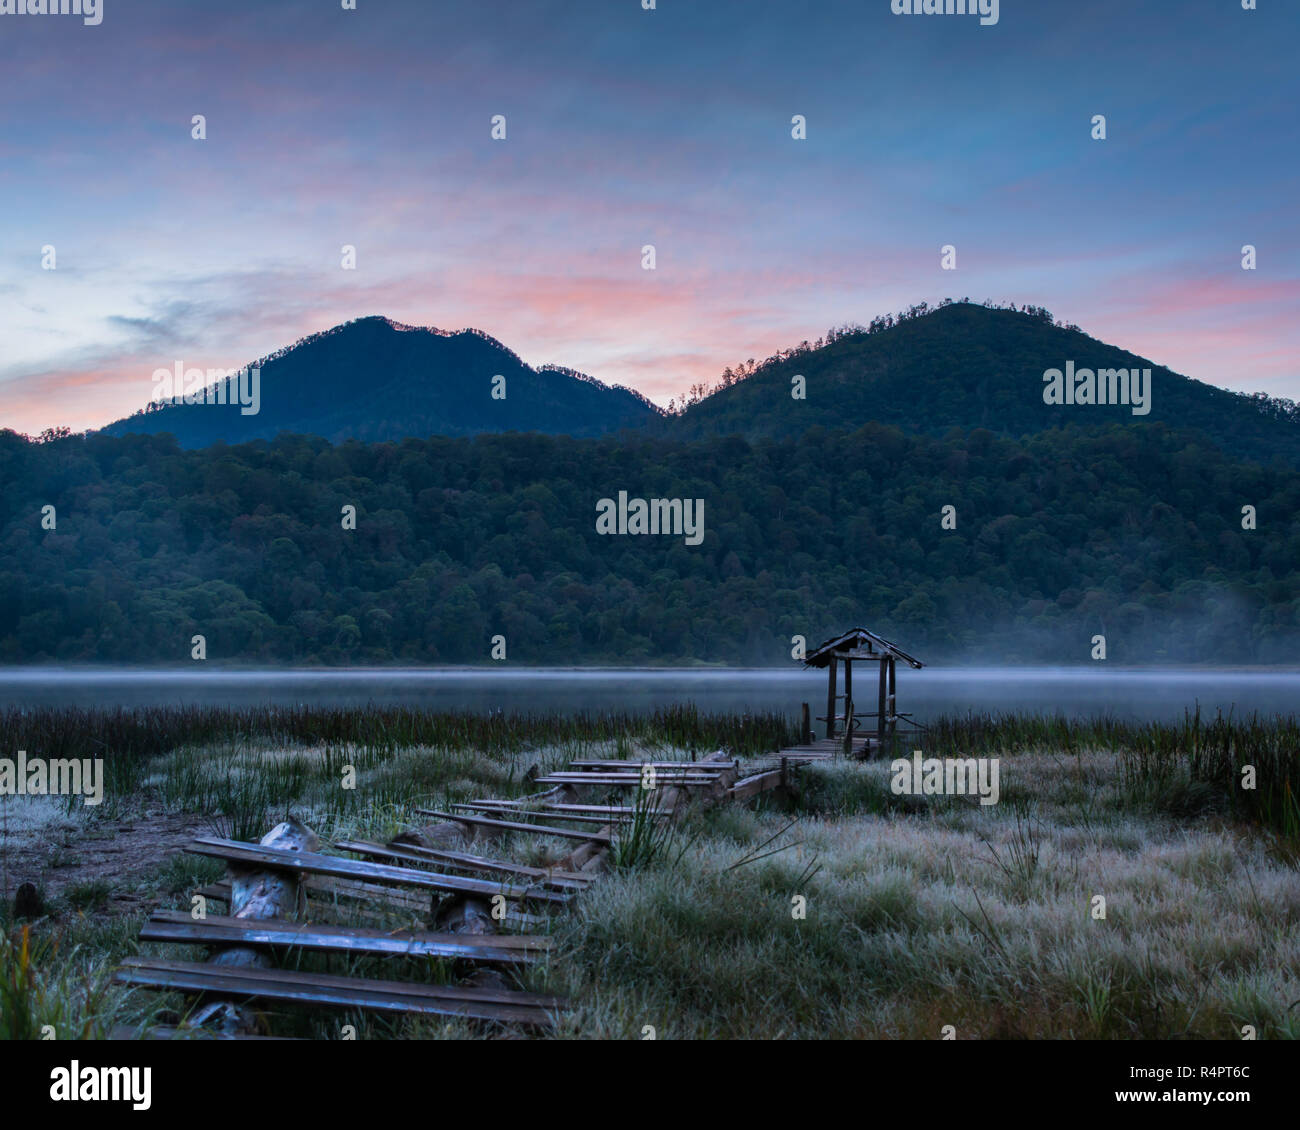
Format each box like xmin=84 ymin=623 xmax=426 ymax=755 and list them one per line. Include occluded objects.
xmin=4 ymin=706 xmax=1299 ymax=1040
xmin=929 ymin=708 xmax=1300 ymax=842
xmin=552 ymin=755 xmax=1300 ymax=1039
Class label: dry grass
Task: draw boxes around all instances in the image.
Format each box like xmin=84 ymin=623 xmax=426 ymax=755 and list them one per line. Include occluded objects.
xmin=3 ymin=717 xmax=1297 ymax=1039
xmin=550 ymin=754 xmax=1300 ymax=1039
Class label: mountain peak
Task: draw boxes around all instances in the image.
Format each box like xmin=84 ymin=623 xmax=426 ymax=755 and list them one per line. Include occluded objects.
xmin=101 ymin=317 xmax=660 ymax=447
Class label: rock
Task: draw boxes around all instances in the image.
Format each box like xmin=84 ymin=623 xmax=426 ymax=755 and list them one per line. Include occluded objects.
xmin=13 ymin=882 xmax=44 ymax=920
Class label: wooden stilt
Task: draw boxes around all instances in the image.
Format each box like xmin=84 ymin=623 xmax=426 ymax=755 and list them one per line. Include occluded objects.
xmin=826 ymin=655 xmax=838 ymax=739
xmin=843 ymin=659 xmax=853 ymax=740
xmin=877 ymin=658 xmax=888 ymax=749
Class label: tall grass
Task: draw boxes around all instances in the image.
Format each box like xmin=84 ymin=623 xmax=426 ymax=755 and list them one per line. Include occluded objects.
xmin=0 ymin=703 xmax=798 ymax=773
xmin=0 ymin=924 xmax=117 ymax=1040
xmin=926 ymin=709 xmax=1300 ymax=841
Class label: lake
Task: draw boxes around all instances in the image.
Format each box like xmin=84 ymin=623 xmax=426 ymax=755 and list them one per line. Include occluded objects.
xmin=0 ymin=667 xmax=1297 ymax=723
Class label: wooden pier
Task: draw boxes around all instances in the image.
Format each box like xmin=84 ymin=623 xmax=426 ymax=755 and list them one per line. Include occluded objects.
xmin=113 ymin=750 xmax=759 ymax=1037
xmin=112 ymin=631 xmax=925 ymax=1037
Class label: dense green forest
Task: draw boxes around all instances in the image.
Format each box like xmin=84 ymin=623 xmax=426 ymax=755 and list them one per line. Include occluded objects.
xmin=2 ymin=419 xmax=1298 ymax=665
xmin=101 ymin=316 xmax=658 ymax=447
xmin=663 ymin=301 xmax=1300 ymax=467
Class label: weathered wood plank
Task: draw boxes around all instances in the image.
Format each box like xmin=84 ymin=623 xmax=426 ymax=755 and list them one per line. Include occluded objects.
xmin=140 ymin=910 xmax=548 ymax=964
xmin=192 ymin=876 xmax=550 ymax=931
xmin=452 ymin=802 xmax=630 ymax=826
xmin=413 ymin=810 xmax=611 ymax=844
xmin=536 ymin=802 xmax=667 ymax=816
xmin=728 ymin=769 xmax=785 ymax=800
xmin=113 ymin=958 xmax=561 ymax=1027
xmin=334 ymin=839 xmax=592 ymax=890
xmin=533 ymin=773 xmax=719 ymax=786
xmin=184 ymin=837 xmax=568 ymax=905
xmin=565 ymin=760 xmax=735 ymax=771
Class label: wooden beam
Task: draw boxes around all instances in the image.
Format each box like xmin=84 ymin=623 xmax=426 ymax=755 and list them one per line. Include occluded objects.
xmin=826 ymin=654 xmax=837 ymax=739
xmin=333 ymin=839 xmax=592 ymax=889
xmin=140 ymin=910 xmax=550 ymax=964
xmin=877 ymin=657 xmax=889 ymax=746
xmin=729 ymin=769 xmax=785 ymax=801
xmin=185 ymin=837 xmax=568 ymax=904
xmin=113 ymin=958 xmax=562 ymax=1028
xmin=452 ymin=802 xmax=630 ymax=826
xmin=497 ymin=802 xmax=659 ymax=817
xmin=566 ymin=760 xmax=736 ymax=771
xmin=532 ymin=773 xmax=718 ymax=787
xmin=414 ymin=810 xmax=612 ymax=844
xmin=195 ymin=876 xmax=547 ymax=930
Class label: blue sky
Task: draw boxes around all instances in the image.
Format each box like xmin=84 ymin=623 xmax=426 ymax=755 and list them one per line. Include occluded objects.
xmin=0 ymin=0 xmax=1295 ymax=432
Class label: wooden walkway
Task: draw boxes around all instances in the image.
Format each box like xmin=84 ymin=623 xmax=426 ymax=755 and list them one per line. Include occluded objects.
xmin=114 ymin=748 xmax=790 ymax=1037
xmin=753 ymin=734 xmax=874 ymax=769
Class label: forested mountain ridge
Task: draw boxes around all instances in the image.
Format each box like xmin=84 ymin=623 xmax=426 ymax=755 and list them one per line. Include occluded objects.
xmin=100 ymin=316 xmax=661 ymax=447
xmin=95 ymin=303 xmax=1300 ymax=469
xmin=663 ymin=302 xmax=1300 ymax=467
xmin=3 ymin=420 xmax=1297 ymax=665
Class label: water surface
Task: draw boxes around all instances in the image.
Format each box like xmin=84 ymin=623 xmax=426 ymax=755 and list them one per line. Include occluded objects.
xmin=0 ymin=667 xmax=1296 ymax=723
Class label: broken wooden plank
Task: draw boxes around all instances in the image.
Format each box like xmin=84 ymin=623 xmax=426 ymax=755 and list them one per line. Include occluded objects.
xmin=334 ymin=839 xmax=591 ymax=890
xmin=452 ymin=802 xmax=630 ymax=826
xmin=468 ymin=799 xmax=675 ymax=820
xmin=140 ymin=910 xmax=550 ymax=965
xmin=414 ymin=810 xmax=611 ymax=844
xmin=729 ymin=769 xmax=785 ymax=801
xmin=566 ymin=760 xmax=736 ymax=771
xmin=533 ymin=773 xmax=720 ymax=786
xmin=184 ymin=837 xmax=568 ymax=905
xmin=537 ymin=802 xmax=664 ymax=816
xmin=113 ymin=958 xmax=562 ymax=1027
xmin=193 ymin=877 xmax=548 ymax=931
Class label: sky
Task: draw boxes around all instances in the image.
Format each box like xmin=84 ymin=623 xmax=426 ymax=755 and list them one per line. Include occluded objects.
xmin=0 ymin=0 xmax=1296 ymax=434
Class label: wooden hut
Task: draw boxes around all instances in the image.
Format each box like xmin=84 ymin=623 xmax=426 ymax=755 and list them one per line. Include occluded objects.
xmin=803 ymin=628 xmax=924 ymax=749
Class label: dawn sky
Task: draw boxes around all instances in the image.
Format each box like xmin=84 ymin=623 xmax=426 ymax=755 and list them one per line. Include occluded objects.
xmin=1 ymin=0 xmax=1296 ymax=434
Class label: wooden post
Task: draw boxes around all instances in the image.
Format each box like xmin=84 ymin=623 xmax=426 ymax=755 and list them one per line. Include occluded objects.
xmin=825 ymin=656 xmax=837 ymax=740
xmin=193 ymin=816 xmax=319 ymax=1034
xmin=800 ymin=702 xmax=811 ymax=744
xmin=843 ymin=659 xmax=853 ymax=741
xmin=888 ymin=658 xmax=897 ymax=752
xmin=876 ymin=658 xmax=888 ymax=750
xmin=842 ymin=699 xmax=853 ymax=757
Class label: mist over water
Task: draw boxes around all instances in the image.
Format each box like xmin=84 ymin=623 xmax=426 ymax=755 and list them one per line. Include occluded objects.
xmin=1 ymin=667 xmax=1297 ymax=723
